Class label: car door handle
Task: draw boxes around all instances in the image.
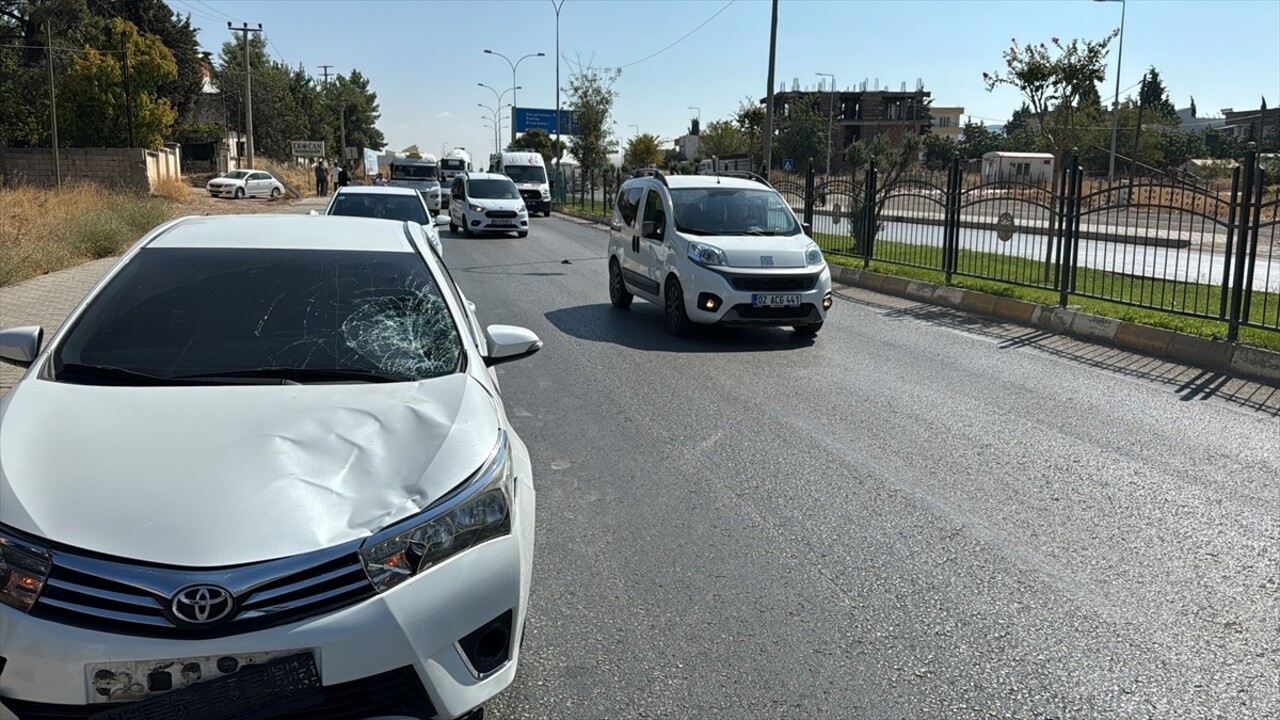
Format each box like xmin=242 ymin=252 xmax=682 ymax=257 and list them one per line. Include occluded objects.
xmin=632 ymin=236 xmax=640 ymax=252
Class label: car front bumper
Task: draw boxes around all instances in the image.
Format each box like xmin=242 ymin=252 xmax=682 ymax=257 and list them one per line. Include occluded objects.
xmin=464 ymin=213 xmax=530 ymax=234
xmin=682 ymin=265 xmax=832 ymax=326
xmin=0 ymin=479 xmax=535 ymax=720
xmin=206 ymin=187 xmax=239 ymax=197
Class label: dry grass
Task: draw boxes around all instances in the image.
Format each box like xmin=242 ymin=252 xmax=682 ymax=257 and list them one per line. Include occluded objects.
xmin=260 ymin=159 xmax=317 ymax=196
xmin=151 ymin=175 xmax=193 ymax=202
xmin=0 ymin=184 xmax=177 ymax=287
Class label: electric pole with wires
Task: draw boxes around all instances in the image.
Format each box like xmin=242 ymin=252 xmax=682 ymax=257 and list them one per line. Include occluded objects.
xmin=228 ymin=22 xmax=262 ymax=168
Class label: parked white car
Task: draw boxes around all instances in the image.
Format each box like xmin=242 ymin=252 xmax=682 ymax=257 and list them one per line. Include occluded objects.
xmin=448 ymin=173 xmax=529 ymax=238
xmin=324 ymin=184 xmax=449 ymax=257
xmin=607 ymin=170 xmax=832 ymax=336
xmin=0 ymin=215 xmax=541 ymax=720
xmin=205 ymin=169 xmax=285 ymax=200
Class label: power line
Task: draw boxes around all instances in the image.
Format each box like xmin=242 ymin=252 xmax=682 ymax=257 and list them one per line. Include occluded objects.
xmin=606 ymin=0 xmax=736 ymax=70
xmin=268 ymin=37 xmax=288 ymax=66
xmin=1 ymin=43 xmax=122 ymax=54
xmin=192 ymin=0 xmax=238 ymax=22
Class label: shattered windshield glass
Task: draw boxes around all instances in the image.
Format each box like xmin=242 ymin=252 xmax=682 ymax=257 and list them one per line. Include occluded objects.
xmin=53 ymin=248 xmax=462 ymax=384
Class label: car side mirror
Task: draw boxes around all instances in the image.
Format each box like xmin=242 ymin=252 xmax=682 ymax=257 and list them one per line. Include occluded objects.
xmin=0 ymin=325 xmax=44 ymax=368
xmin=642 ymin=220 xmax=663 ymax=240
xmin=802 ymin=222 xmax=812 ymax=236
xmin=434 ymin=215 xmax=451 ymax=227
xmin=483 ymin=325 xmax=543 ymax=367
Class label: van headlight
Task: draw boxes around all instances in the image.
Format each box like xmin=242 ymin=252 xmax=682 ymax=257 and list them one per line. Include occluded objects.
xmin=359 ymin=433 xmax=514 ymax=593
xmin=0 ymin=530 xmax=52 ymax=612
xmin=470 ymin=204 xmax=486 ymax=213
xmin=804 ymin=242 xmax=824 ymax=266
xmin=517 ymin=204 xmax=527 ymax=213
xmin=688 ymin=241 xmax=727 ymax=266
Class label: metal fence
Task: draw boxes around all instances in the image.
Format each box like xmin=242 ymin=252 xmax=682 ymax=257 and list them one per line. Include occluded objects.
xmin=783 ymin=147 xmax=1280 ymax=339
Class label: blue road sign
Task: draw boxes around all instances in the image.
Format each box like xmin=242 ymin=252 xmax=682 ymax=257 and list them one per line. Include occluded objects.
xmin=515 ymin=108 xmax=579 ymax=136
xmin=781 ymin=157 xmax=796 ymax=172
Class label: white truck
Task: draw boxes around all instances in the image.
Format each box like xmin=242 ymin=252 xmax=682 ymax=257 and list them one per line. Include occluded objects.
xmin=696 ymin=153 xmax=753 ymax=175
xmin=494 ymin=151 xmax=551 ymax=217
xmin=439 ymin=149 xmax=472 ymax=209
xmin=388 ymin=153 xmax=442 ymax=212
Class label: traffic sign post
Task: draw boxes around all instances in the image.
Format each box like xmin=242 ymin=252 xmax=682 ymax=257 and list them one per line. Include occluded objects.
xmin=515 ymin=108 xmax=578 ymax=136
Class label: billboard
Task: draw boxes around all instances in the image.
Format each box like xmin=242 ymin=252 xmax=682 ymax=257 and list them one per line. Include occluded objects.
xmin=291 ymin=140 xmax=325 ymax=158
xmin=514 ymin=108 xmax=580 ymax=136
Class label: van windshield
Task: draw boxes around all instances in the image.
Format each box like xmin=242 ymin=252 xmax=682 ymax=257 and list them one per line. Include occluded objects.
xmin=391 ymin=164 xmax=438 ymax=181
xmin=504 ymin=165 xmax=547 ymax=184
xmin=441 ymin=159 xmax=467 ymax=171
xmin=670 ymin=188 xmax=801 ymax=236
xmin=469 ymin=179 xmax=520 ymax=200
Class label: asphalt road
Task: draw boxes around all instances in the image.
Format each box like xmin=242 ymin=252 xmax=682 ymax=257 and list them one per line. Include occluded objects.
xmin=444 ymin=216 xmax=1280 ymax=719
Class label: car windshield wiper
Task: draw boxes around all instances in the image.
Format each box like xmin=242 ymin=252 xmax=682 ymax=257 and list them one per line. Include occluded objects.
xmin=175 ymin=367 xmax=417 ymax=384
xmin=57 ymin=363 xmax=187 ymax=386
xmin=741 ymin=229 xmax=777 ymax=236
xmin=675 ymin=226 xmax=717 ymax=236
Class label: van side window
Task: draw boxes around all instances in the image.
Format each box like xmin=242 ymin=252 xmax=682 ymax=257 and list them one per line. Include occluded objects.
xmin=451 ymin=178 xmax=463 ymax=198
xmin=640 ymin=189 xmax=666 ymax=239
xmin=617 ymin=186 xmax=643 ymax=228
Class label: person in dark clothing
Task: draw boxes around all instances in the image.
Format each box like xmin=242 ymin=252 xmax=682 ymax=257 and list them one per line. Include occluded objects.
xmin=314 ymin=160 xmax=328 ymax=196
xmin=337 ymin=164 xmax=350 ymax=188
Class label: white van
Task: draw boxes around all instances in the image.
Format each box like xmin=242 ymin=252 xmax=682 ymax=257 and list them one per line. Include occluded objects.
xmin=495 ymin=151 xmax=551 ymax=217
xmin=388 ymin=154 xmax=443 ymax=212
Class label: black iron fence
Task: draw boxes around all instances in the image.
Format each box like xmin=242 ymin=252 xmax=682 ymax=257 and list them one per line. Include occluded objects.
xmin=786 ymin=148 xmax=1280 ymax=339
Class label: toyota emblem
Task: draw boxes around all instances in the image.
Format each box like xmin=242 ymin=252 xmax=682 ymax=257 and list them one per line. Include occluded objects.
xmin=171 ymin=585 xmax=235 ymax=625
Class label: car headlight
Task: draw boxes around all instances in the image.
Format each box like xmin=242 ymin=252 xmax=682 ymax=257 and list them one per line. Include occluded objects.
xmin=688 ymin=241 xmax=727 ymax=266
xmin=359 ymin=433 xmax=514 ymax=593
xmin=541 ymin=189 xmax=550 ymax=199
xmin=470 ymin=204 xmax=486 ymax=213
xmin=804 ymin=242 xmax=824 ymax=266
xmin=517 ymin=204 xmax=527 ymax=213
xmin=0 ymin=530 xmax=52 ymax=612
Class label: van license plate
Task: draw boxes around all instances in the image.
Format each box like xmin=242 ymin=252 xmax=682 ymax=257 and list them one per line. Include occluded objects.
xmin=752 ymin=294 xmax=801 ymax=308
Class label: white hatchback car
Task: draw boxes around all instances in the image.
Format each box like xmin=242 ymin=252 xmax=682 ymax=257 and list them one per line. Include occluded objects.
xmin=607 ymin=171 xmax=833 ymax=336
xmin=448 ymin=173 xmax=529 ymax=238
xmin=0 ymin=215 xmax=540 ymax=720
xmin=206 ymin=169 xmax=285 ymax=200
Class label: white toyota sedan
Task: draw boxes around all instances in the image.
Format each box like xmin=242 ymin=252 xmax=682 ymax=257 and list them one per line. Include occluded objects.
xmin=0 ymin=215 xmax=540 ymax=720
xmin=206 ymin=169 xmax=285 ymax=200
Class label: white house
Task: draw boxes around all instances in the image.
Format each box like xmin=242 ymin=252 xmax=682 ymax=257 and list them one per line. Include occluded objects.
xmin=981 ymin=151 xmax=1055 ymax=183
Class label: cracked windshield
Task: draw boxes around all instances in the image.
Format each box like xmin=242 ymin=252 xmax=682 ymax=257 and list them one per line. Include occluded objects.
xmin=0 ymin=0 xmax=1278 ymax=719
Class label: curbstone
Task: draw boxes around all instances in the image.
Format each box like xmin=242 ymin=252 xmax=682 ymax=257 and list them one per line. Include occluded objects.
xmin=1068 ymin=313 xmax=1122 ymax=343
xmin=1230 ymin=345 xmax=1280 ymax=383
xmin=933 ymin=286 xmax=966 ymax=310
xmin=1167 ymin=334 xmax=1234 ymax=373
xmin=990 ymin=296 xmax=1038 ymax=325
xmin=1113 ymin=323 xmax=1176 ymax=357
xmin=957 ymin=291 xmax=996 ymax=317
xmin=904 ymin=281 xmax=936 ymax=303
xmin=879 ymin=275 xmax=911 ymax=296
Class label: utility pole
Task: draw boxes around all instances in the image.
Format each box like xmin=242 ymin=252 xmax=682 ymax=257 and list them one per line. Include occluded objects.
xmin=319 ymin=64 xmax=333 ymax=83
xmin=46 ymin=21 xmax=60 ymax=186
xmin=761 ymin=0 xmax=779 ymax=176
xmin=338 ymin=100 xmax=348 ymax=165
xmin=121 ymin=31 xmax=135 ymax=148
xmin=1095 ymin=0 xmax=1126 ymax=184
xmin=816 ymin=72 xmax=835 ymax=177
xmin=1130 ymin=70 xmax=1147 ymax=187
xmin=229 ymin=22 xmax=262 ymax=168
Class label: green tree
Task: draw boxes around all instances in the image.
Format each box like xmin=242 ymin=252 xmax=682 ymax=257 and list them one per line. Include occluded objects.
xmin=734 ymin=98 xmax=765 ymax=169
xmin=959 ymin=121 xmax=1005 ymax=158
xmin=842 ymin=133 xmax=922 ymax=251
xmin=510 ymin=128 xmax=555 ymax=164
xmin=623 ymin=133 xmax=662 ymax=169
xmin=983 ymin=33 xmax=1117 ymax=158
xmin=776 ymin=98 xmax=826 ymax=171
xmin=1156 ymin=130 xmax=1207 ymax=169
xmin=1203 ymin=127 xmax=1241 ymax=159
xmin=922 ymin=133 xmax=959 ymax=170
xmin=564 ymin=59 xmax=620 ymax=173
xmin=324 ymin=69 xmax=385 ymax=153
xmin=59 ymin=19 xmax=178 ymax=148
xmin=698 ymin=119 xmax=747 ymax=158
xmin=96 ymin=0 xmax=203 ymax=122
xmin=1138 ymin=66 xmax=1177 ymax=121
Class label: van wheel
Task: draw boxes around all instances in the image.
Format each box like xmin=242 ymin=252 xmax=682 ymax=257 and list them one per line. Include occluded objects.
xmin=517 ymin=231 xmax=528 ymax=238
xmin=449 ymin=220 xmax=458 ymax=234
xmin=464 ymin=224 xmax=474 ymax=238
xmin=544 ymin=209 xmax=552 ymax=218
xmin=793 ymin=322 xmax=823 ymax=337
xmin=609 ymin=259 xmax=633 ymax=309
xmin=664 ymin=277 xmax=692 ymax=336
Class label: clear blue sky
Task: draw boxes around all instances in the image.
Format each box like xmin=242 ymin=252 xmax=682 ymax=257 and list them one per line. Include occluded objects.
xmin=185 ymin=0 xmax=1279 ymax=159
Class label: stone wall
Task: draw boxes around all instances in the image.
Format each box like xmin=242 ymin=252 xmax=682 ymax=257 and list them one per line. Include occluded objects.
xmin=0 ymin=146 xmax=181 ymax=192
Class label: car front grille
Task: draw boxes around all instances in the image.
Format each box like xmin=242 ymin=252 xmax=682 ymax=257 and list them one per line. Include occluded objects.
xmin=30 ymin=540 xmax=374 ymax=639
xmin=485 ymin=210 xmax=518 ymax=219
xmin=732 ymin=303 xmax=817 ymax=320
xmin=728 ymin=274 xmax=819 ymax=292
xmin=0 ymin=666 xmax=435 ymax=720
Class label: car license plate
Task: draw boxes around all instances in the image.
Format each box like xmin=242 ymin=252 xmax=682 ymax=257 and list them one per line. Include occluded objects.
xmin=752 ymin=293 xmax=801 ymax=308
xmin=491 ymin=220 xmax=515 ymax=227
xmin=87 ymin=649 xmax=316 ymax=705
xmin=86 ymin=652 xmax=320 ymax=720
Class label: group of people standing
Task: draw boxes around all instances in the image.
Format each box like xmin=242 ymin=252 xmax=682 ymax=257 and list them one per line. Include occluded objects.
xmin=313 ymin=159 xmax=350 ymax=197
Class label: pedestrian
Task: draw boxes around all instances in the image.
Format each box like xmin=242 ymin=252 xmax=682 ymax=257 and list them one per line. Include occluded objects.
xmin=374 ymin=172 xmax=388 ymax=186
xmin=314 ymin=159 xmax=328 ymax=196
xmin=337 ymin=164 xmax=350 ymax=188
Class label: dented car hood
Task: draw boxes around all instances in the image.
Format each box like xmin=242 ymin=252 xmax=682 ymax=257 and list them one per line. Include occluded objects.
xmin=0 ymin=373 xmax=500 ymax=566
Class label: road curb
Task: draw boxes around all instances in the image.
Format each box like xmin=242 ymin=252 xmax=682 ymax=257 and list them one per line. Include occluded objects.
xmin=829 ymin=265 xmax=1280 ymax=387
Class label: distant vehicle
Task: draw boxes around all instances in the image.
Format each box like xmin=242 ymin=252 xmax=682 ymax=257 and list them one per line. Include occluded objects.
xmin=440 ymin=148 xmax=473 ymax=189
xmin=696 ymin=154 xmax=753 ymax=175
xmin=448 ymin=172 xmax=530 ymax=238
xmin=323 ymin=185 xmax=449 ymax=257
xmin=981 ymin=151 xmax=1055 ymax=183
xmin=389 ymin=154 xmax=443 ymax=212
xmin=205 ymin=169 xmax=284 ymax=200
xmin=493 ymin=151 xmax=551 ymax=217
xmin=608 ymin=170 xmax=831 ymax=337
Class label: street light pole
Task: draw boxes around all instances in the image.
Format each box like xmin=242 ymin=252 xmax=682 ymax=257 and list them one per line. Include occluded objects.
xmin=816 ymin=72 xmax=835 ymax=177
xmin=479 ymin=82 xmax=520 ymax=109
xmin=485 ymin=49 xmax=546 ymax=145
xmin=1096 ymin=0 xmax=1126 ymax=184
xmin=762 ymin=0 xmax=779 ymax=176
xmin=552 ymin=0 xmax=566 ymax=174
